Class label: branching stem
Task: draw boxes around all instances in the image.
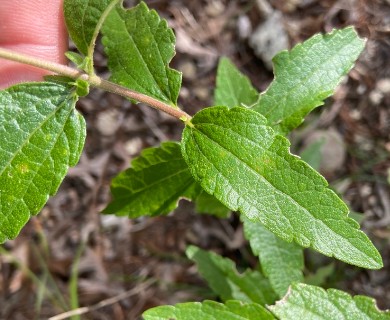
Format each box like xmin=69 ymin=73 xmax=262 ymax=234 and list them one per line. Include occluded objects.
xmin=0 ymin=47 xmax=192 ymax=121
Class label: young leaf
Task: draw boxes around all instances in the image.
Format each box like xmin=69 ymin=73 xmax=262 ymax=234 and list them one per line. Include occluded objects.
xmin=0 ymin=83 xmax=86 ymax=242
xmin=242 ymin=218 xmax=304 ymax=297
xmin=103 ymin=142 xmax=197 ymax=217
xmin=64 ymin=0 xmax=115 ymax=56
xmin=143 ymin=300 xmax=276 ymax=320
xmin=214 ymin=57 xmax=259 ymax=108
xmin=186 ymin=245 xmax=277 ymax=305
xmin=45 ymin=75 xmax=90 ymax=97
xmin=253 ymin=27 xmax=365 ymax=134
xmin=102 ymin=2 xmax=182 ymax=106
xmin=65 ymin=51 xmax=86 ymax=67
xmin=270 ymin=283 xmax=390 ymax=320
xmin=181 ymin=106 xmax=382 ymax=269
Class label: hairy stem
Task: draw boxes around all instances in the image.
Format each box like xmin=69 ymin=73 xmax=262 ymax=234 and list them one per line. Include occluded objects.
xmin=0 ymin=48 xmax=192 ymax=121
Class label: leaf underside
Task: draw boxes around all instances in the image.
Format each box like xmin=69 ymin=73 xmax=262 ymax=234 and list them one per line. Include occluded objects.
xmin=186 ymin=245 xmax=277 ymax=306
xmin=242 ymin=217 xmax=304 ymax=297
xmin=143 ymin=300 xmax=275 ymax=320
xmin=102 ymin=1 xmax=182 ymax=106
xmin=181 ymin=106 xmax=382 ymax=269
xmin=0 ymin=82 xmax=85 ymax=242
xmin=103 ymin=142 xmax=197 ymax=217
xmin=64 ymin=0 xmax=113 ymax=56
xmin=270 ymin=283 xmax=390 ymax=320
xmin=253 ymin=27 xmax=365 ymax=134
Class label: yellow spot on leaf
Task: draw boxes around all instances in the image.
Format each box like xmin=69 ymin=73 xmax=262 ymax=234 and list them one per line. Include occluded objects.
xmin=17 ymin=164 xmax=29 ymax=174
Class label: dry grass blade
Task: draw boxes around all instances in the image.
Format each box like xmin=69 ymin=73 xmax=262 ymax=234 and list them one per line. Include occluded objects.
xmin=48 ymin=279 xmax=156 ymax=320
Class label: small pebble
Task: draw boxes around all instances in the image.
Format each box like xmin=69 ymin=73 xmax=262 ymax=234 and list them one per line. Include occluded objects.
xmin=356 ymin=84 xmax=367 ymax=94
xmin=369 ymin=90 xmax=383 ymax=105
xmin=194 ymin=87 xmax=210 ymax=100
xmin=377 ymin=78 xmax=390 ymax=94
xmin=205 ymin=0 xmax=225 ymax=17
xmin=124 ymin=137 xmax=143 ymax=156
xmin=249 ymin=11 xmax=289 ymax=69
xmin=360 ymin=184 xmax=372 ymax=197
xmin=96 ymin=109 xmax=120 ymax=136
xmin=180 ymin=60 xmax=197 ymax=80
xmin=179 ymin=87 xmax=190 ymax=99
xmin=303 ymin=128 xmax=346 ymax=175
xmin=237 ymin=15 xmax=252 ymax=39
xmin=349 ymin=109 xmax=361 ymax=120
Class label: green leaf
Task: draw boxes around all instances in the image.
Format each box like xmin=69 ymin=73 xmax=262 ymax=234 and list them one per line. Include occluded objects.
xmin=253 ymin=27 xmax=365 ymax=134
xmin=102 ymin=2 xmax=182 ymax=106
xmin=242 ymin=217 xmax=304 ymax=297
xmin=44 ymin=76 xmax=90 ymax=97
xmin=43 ymin=75 xmax=75 ymax=85
xmin=186 ymin=245 xmax=277 ymax=305
xmin=65 ymin=51 xmax=85 ymax=66
xmin=44 ymin=75 xmax=89 ymax=97
xmin=64 ymin=0 xmax=114 ymax=56
xmin=0 ymin=83 xmax=86 ymax=242
xmin=143 ymin=300 xmax=276 ymax=320
xmin=181 ymin=106 xmax=382 ymax=269
xmin=65 ymin=51 xmax=92 ymax=74
xmin=270 ymin=283 xmax=390 ymax=320
xmin=305 ymin=263 xmax=335 ymax=287
xmin=214 ymin=57 xmax=259 ymax=108
xmin=195 ymin=190 xmax=231 ymax=218
xmin=300 ymin=139 xmax=325 ymax=171
xmin=103 ymin=142 xmax=197 ymax=217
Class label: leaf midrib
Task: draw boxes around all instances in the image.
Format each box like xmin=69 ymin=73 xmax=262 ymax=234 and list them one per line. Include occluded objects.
xmin=114 ymin=163 xmax=190 ymax=194
xmin=190 ymin=122 xmax=370 ymax=262
xmin=112 ymin=172 xmax=195 ymax=214
xmin=0 ymin=90 xmax=75 ymax=233
xmin=0 ymin=90 xmax=72 ymax=178
xmin=108 ymin=8 xmax=170 ymax=103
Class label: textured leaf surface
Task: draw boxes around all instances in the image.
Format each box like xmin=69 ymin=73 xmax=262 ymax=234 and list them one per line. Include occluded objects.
xmin=143 ymin=300 xmax=276 ymax=320
xmin=181 ymin=106 xmax=382 ymax=269
xmin=102 ymin=2 xmax=181 ymax=106
xmin=103 ymin=142 xmax=196 ymax=217
xmin=243 ymin=217 xmax=304 ymax=297
xmin=186 ymin=245 xmax=277 ymax=305
xmin=0 ymin=83 xmax=86 ymax=242
xmin=64 ymin=0 xmax=114 ymax=56
xmin=253 ymin=27 xmax=365 ymax=134
xmin=214 ymin=57 xmax=259 ymax=108
xmin=270 ymin=283 xmax=390 ymax=320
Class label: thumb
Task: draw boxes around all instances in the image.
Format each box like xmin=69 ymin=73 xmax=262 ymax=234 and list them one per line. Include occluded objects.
xmin=0 ymin=0 xmax=67 ymax=89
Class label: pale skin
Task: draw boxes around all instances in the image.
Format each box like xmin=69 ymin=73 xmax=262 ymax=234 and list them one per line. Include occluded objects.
xmin=0 ymin=0 xmax=67 ymax=89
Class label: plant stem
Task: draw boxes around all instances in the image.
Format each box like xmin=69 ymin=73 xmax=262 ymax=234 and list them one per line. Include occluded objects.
xmin=0 ymin=48 xmax=192 ymax=121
